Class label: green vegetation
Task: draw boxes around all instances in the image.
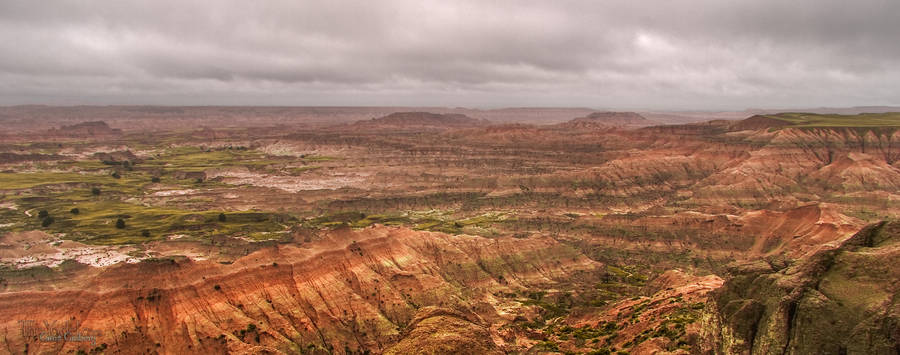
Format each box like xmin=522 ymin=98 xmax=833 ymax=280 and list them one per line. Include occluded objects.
xmin=0 ymin=172 xmax=105 ymax=190
xmin=300 ymin=154 xmax=340 ymax=162
xmin=0 ymin=187 xmax=295 ymax=244
xmin=533 ymin=340 xmax=559 ymax=352
xmin=284 ymin=165 xmax=322 ymax=175
xmin=547 ymin=322 xmax=618 ymax=341
xmin=303 ymin=209 xmax=508 ymax=235
xmin=0 ymin=144 xmax=310 ymax=244
xmin=0 ymin=171 xmax=503 ymax=245
xmin=516 ymin=290 xmax=577 ymax=327
xmin=763 ymin=112 xmax=900 ymax=129
xmin=619 ymin=303 xmax=702 ymax=352
xmin=140 ymin=145 xmax=285 ymax=173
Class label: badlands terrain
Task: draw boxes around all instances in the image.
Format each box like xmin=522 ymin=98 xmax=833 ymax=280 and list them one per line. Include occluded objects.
xmin=0 ymin=107 xmax=898 ymax=354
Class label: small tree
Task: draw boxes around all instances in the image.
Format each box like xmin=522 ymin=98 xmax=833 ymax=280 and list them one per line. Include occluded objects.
xmin=91 ymin=187 xmax=101 ymax=195
xmin=41 ymin=217 xmax=54 ymax=227
xmin=70 ymin=208 xmax=80 ymax=214
xmin=115 ymin=218 xmax=126 ymax=229
xmin=37 ymin=210 xmax=49 ymax=218
xmin=218 ymin=213 xmax=227 ymax=222
xmin=141 ymin=229 xmax=150 ymax=237
xmin=151 ymin=176 xmax=161 ymax=183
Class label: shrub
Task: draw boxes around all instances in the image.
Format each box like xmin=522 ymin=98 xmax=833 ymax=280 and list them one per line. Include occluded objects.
xmin=141 ymin=230 xmax=150 ymax=237
xmin=151 ymin=176 xmax=161 ymax=183
xmin=218 ymin=213 xmax=227 ymax=222
xmin=70 ymin=208 xmax=80 ymax=214
xmin=111 ymin=171 xmax=121 ymax=179
xmin=41 ymin=217 xmax=54 ymax=227
xmin=91 ymin=187 xmax=101 ymax=195
xmin=115 ymin=218 xmax=126 ymax=229
xmin=37 ymin=210 xmax=49 ymax=218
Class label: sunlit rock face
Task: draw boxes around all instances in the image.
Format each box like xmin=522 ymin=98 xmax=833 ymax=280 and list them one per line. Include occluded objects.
xmin=0 ymin=226 xmax=600 ymax=354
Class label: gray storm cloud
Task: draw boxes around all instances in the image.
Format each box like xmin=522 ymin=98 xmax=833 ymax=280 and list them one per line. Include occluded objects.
xmin=0 ymin=0 xmax=898 ymax=109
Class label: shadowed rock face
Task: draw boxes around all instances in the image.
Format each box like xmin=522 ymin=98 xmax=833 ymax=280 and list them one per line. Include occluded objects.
xmin=93 ymin=150 xmax=142 ymax=164
xmin=700 ymin=221 xmax=900 ymax=355
xmin=0 ymin=152 xmax=63 ymax=164
xmin=729 ymin=115 xmax=793 ymax=131
xmin=52 ymin=121 xmax=123 ymax=137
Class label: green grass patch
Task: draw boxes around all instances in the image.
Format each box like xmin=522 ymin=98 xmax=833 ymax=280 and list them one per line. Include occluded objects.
xmin=762 ymin=112 xmax=900 ymax=129
xmin=3 ymin=188 xmax=293 ymax=244
xmin=141 ymin=146 xmax=284 ymax=173
xmin=303 ymin=209 xmax=508 ymax=235
xmin=0 ymin=171 xmax=147 ymax=191
xmin=301 ymin=155 xmax=340 ymax=162
xmin=284 ymin=165 xmax=322 ymax=175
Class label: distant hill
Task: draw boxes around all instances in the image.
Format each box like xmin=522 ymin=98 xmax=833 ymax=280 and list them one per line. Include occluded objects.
xmin=744 ymin=106 xmax=900 ymax=116
xmin=555 ymin=111 xmax=653 ymax=129
xmin=730 ymin=112 xmax=900 ymax=131
xmin=46 ymin=121 xmax=122 ymax=137
xmin=350 ymin=112 xmax=490 ymax=130
xmin=728 ymin=115 xmax=793 ymax=131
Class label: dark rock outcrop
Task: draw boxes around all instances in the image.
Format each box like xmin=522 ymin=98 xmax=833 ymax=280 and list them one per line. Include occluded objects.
xmin=0 ymin=152 xmax=63 ymax=164
xmin=52 ymin=121 xmax=122 ymax=137
xmin=93 ymin=150 xmax=142 ymax=164
xmin=700 ymin=221 xmax=900 ymax=354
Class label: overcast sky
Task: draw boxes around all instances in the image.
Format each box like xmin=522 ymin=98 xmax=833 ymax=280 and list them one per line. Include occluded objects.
xmin=1 ymin=0 xmax=898 ymax=110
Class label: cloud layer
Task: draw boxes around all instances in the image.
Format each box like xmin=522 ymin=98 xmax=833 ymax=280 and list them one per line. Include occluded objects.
xmin=1 ymin=0 xmax=898 ymax=109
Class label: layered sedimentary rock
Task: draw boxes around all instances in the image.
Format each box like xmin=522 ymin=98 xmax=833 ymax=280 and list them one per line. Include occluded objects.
xmin=700 ymin=221 xmax=900 ymax=354
xmin=0 ymin=226 xmax=599 ymax=354
xmin=383 ymin=307 xmax=503 ymax=355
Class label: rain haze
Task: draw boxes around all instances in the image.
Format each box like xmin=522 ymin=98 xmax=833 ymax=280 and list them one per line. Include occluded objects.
xmin=1 ymin=0 xmax=899 ymax=109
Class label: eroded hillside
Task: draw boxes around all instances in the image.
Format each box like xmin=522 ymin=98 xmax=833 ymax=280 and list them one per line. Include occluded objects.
xmin=700 ymin=221 xmax=900 ymax=354
xmin=0 ymin=110 xmax=898 ymax=354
